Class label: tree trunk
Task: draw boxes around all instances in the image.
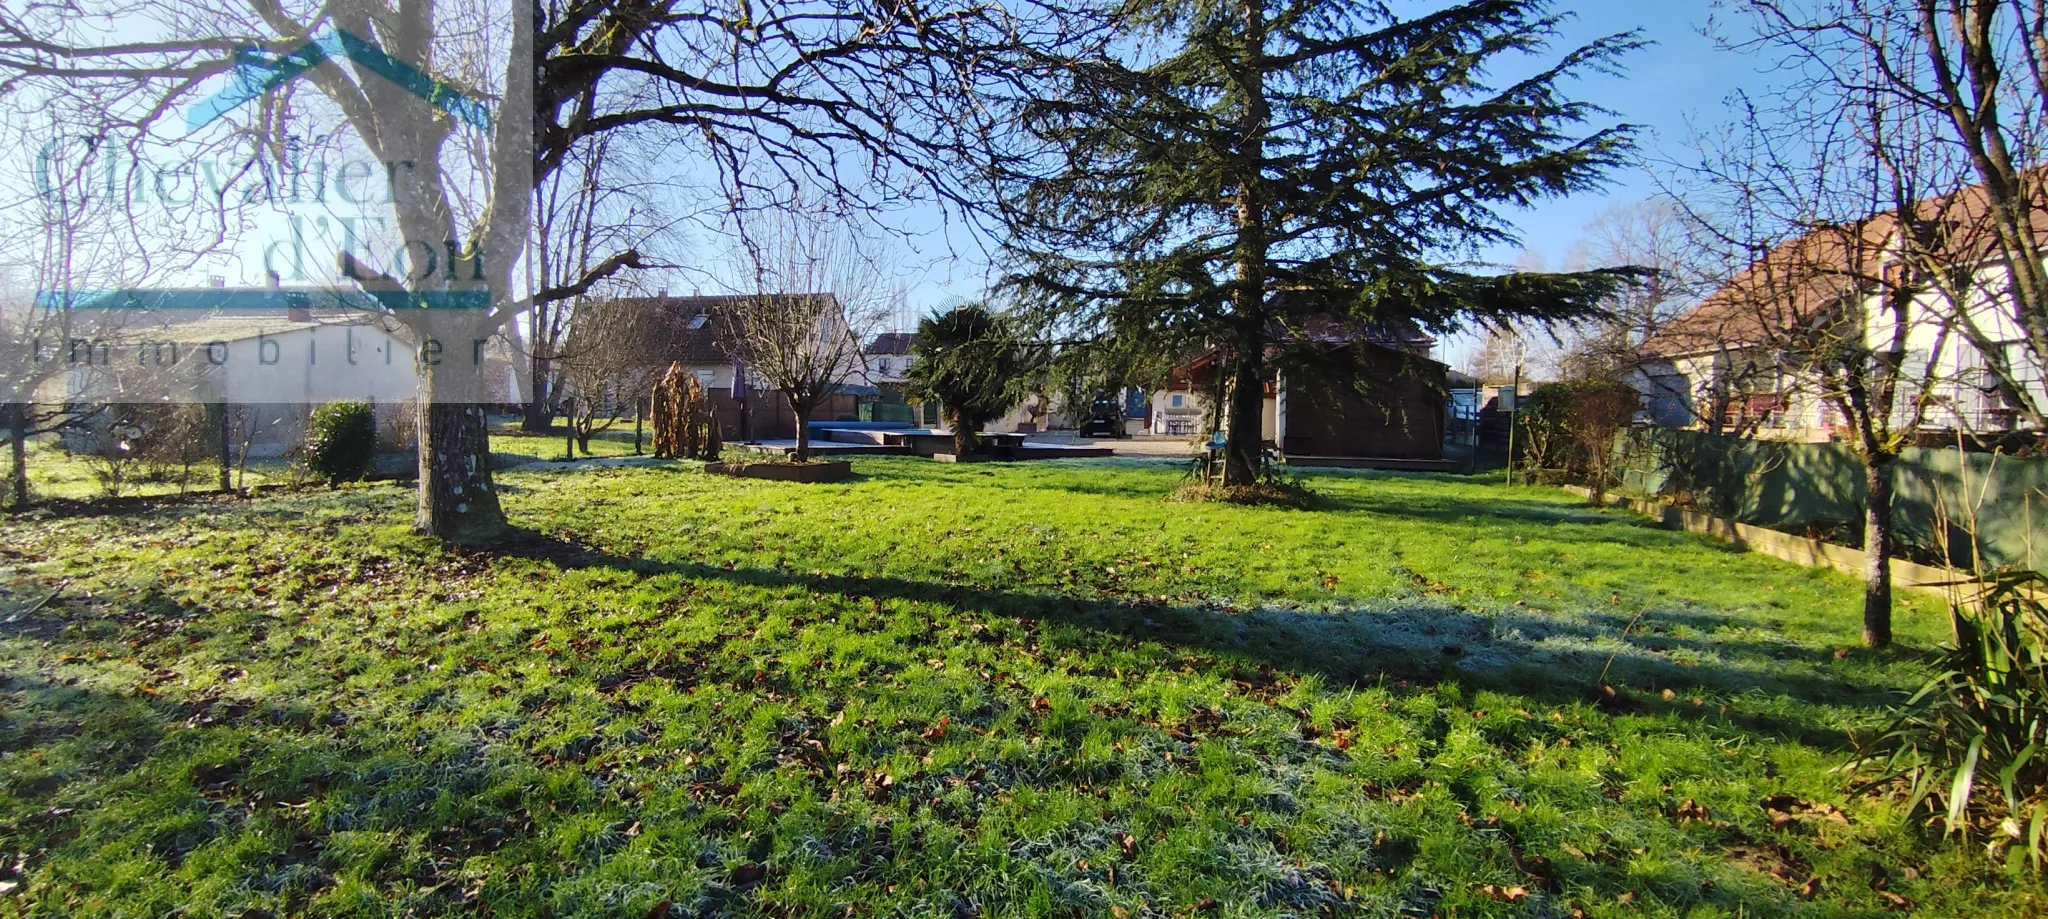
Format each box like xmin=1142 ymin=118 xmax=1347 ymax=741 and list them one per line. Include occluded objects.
xmin=952 ymin=409 xmax=975 ymax=457
xmin=521 ymin=301 xmax=554 ymax=433
xmin=791 ymin=395 xmax=814 ymax=462
xmin=1220 ymin=0 xmax=1269 ymax=487
xmin=415 ymin=361 xmax=505 ymax=539
xmin=5 ymin=402 xmax=27 ymax=509
xmin=214 ymin=401 xmax=232 ymax=492
xmin=522 ymin=357 xmax=554 ymax=433
xmin=1222 ymin=352 xmax=1264 ymax=485
xmin=1862 ymin=452 xmax=1895 ymax=649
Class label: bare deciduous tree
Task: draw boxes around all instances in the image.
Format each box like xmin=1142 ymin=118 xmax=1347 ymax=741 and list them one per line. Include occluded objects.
xmin=725 ymin=214 xmax=891 ymax=463
xmin=0 ymin=0 xmax=1080 ymax=537
xmin=1722 ymin=0 xmax=2048 ymax=429
xmin=1557 ymin=198 xmax=1715 ymax=388
xmin=520 ymin=133 xmax=687 ymax=434
xmin=0 ymin=97 xmax=205 ymax=507
xmin=555 ymin=284 xmax=662 ymax=457
xmin=1461 ymin=326 xmax=1530 ymax=386
xmin=1675 ymin=1 xmax=2026 ymax=646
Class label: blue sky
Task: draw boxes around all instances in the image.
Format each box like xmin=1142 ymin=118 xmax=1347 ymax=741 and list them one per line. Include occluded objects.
xmin=889 ymin=0 xmax=1786 ymax=364
xmin=1471 ymin=0 xmax=1771 ymax=267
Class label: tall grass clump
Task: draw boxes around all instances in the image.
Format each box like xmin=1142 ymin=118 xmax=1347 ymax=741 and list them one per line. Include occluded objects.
xmin=1514 ymin=380 xmax=1638 ymax=501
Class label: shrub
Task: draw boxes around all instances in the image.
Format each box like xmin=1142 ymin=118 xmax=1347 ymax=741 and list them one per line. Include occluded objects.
xmin=1516 ymin=381 xmax=1640 ymax=497
xmin=1862 ymin=568 xmax=2048 ymax=867
xmin=380 ymin=399 xmax=418 ymax=452
xmin=80 ymin=404 xmax=213 ymax=497
xmin=303 ymin=400 xmax=378 ymax=484
xmin=1177 ymin=444 xmax=1318 ymax=507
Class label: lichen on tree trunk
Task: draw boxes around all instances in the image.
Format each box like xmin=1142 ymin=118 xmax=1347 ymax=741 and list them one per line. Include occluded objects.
xmin=414 ymin=361 xmax=504 ymax=539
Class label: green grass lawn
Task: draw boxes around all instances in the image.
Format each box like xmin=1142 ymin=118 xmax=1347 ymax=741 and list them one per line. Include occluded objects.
xmin=17 ymin=417 xmax=642 ymax=503
xmin=488 ymin=418 xmax=650 ymax=465
xmin=1 ymin=457 xmax=2038 ymax=917
xmin=16 ymin=439 xmax=296 ymax=501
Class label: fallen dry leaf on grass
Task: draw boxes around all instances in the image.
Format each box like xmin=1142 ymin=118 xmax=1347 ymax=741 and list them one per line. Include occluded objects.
xmin=1478 ymin=884 xmax=1529 ymax=902
xmin=1760 ymin=793 xmax=1852 ymax=829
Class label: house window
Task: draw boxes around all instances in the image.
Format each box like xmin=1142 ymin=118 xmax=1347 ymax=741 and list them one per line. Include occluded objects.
xmin=694 ymin=370 xmax=715 ymax=388
xmin=878 ymin=358 xmax=891 ymax=374
xmin=1170 ymin=394 xmax=1184 ymax=408
xmin=688 ymin=315 xmax=709 ymax=330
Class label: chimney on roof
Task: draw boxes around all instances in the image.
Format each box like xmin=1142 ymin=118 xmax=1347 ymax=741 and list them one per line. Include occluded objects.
xmin=207 ymin=275 xmax=226 ymax=288
xmin=658 ymin=287 xmax=668 ymax=297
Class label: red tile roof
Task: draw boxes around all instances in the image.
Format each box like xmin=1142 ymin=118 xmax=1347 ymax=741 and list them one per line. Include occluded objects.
xmin=1648 ymin=175 xmax=2048 ymax=359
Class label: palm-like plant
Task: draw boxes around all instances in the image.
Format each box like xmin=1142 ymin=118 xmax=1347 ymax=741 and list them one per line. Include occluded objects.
xmin=906 ymin=305 xmax=1034 ymax=456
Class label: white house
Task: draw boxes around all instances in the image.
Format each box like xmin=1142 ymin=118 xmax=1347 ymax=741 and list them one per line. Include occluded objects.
xmin=52 ymin=306 xmax=422 ymax=454
xmin=1638 ymin=185 xmax=2048 ymax=442
xmin=862 ymin=331 xmax=918 ymax=388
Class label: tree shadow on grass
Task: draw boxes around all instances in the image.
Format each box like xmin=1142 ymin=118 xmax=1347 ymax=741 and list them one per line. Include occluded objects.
xmin=0 ymin=667 xmax=569 ymax=915
xmin=470 ymin=528 xmax=1900 ymax=751
xmin=1578 ymin=606 xmax=1925 ymax=661
xmin=846 ymin=460 xmax=1157 ymax=494
xmin=2 ymin=505 xmax=1962 ymax=916
xmin=843 ymin=467 xmax=1765 ymax=557
xmin=1319 ymin=489 xmax=1664 ymax=531
xmin=0 ymin=594 xmax=1900 ymax=919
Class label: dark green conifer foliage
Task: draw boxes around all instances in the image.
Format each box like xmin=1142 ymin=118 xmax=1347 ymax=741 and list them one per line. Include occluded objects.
xmin=1007 ymin=0 xmax=1648 ymax=483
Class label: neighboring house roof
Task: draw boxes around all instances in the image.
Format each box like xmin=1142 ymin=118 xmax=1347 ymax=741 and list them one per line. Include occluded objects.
xmin=1286 ymin=315 xmax=1437 ymax=351
xmin=1641 ymin=231 xmax=1862 ymax=360
xmin=575 ymin=293 xmax=843 ymax=367
xmin=1647 ymin=174 xmax=2048 ymax=360
xmin=43 ymin=283 xmax=376 ymax=314
xmin=80 ymin=308 xmax=408 ymax=347
xmin=168 ymin=317 xmax=396 ymax=344
xmin=581 ymin=295 xmax=744 ymax=365
xmin=864 ymin=331 xmax=919 ymax=355
xmin=1164 ymin=316 xmax=1439 ymax=383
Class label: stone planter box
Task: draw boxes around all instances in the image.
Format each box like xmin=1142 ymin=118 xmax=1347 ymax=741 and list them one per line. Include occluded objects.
xmin=710 ymin=460 xmax=853 ymax=483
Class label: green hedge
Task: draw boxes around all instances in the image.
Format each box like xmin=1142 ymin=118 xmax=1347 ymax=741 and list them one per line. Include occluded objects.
xmin=303 ymin=401 xmax=378 ymax=484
